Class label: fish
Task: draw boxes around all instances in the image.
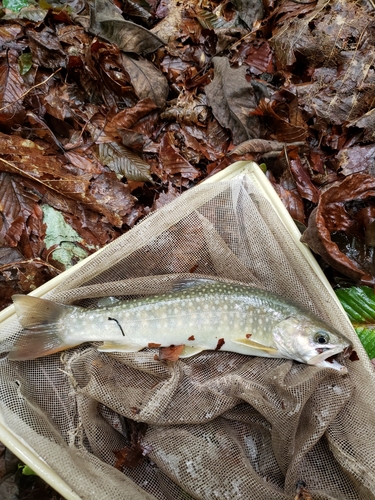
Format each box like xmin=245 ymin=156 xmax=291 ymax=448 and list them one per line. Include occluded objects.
xmin=8 ymin=278 xmax=352 ymax=373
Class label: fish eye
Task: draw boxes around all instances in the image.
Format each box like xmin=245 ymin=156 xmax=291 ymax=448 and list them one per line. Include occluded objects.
xmin=314 ymin=331 xmax=330 ymax=345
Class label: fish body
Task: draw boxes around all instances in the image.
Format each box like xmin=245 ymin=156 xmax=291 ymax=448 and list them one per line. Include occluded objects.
xmin=9 ymin=279 xmax=351 ymax=372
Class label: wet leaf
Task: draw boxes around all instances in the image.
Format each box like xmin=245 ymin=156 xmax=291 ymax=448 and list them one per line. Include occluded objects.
xmin=205 ymin=56 xmax=261 ymax=144
xmin=257 ymin=95 xmax=307 ymax=143
xmin=267 ymin=170 xmax=305 ymax=225
xmin=0 ymin=260 xmax=59 ymax=310
xmin=289 ymin=151 xmax=319 ymax=204
xmin=0 ymin=132 xmax=137 ymax=227
xmin=152 ymin=182 xmax=180 ymax=210
xmin=27 ymin=27 xmax=67 ymax=68
xmin=90 ymin=0 xmax=164 ymax=54
xmin=97 ymin=142 xmax=153 ymax=183
xmin=7 ymin=5 xmax=48 ymax=22
xmin=0 ymin=49 xmax=27 ymax=128
xmin=230 ymin=139 xmax=299 ymax=156
xmin=18 ymin=52 xmax=33 ymax=75
xmin=161 ymin=92 xmax=208 ymax=127
xmin=159 ymin=130 xmax=201 ymax=181
xmin=231 ymin=0 xmax=264 ymax=30
xmin=114 ymin=419 xmax=148 ymax=469
xmin=4 ymin=0 xmax=28 ymax=12
xmin=0 ymin=172 xmax=40 ymax=247
xmin=337 ymin=144 xmax=375 ymax=177
xmin=194 ymin=7 xmax=235 ymax=30
xmin=18 ymin=464 xmax=37 ymax=476
xmin=301 ymin=174 xmax=375 ymax=284
xmin=336 ymin=286 xmax=375 ymax=359
xmin=120 ymin=53 xmax=169 ymax=108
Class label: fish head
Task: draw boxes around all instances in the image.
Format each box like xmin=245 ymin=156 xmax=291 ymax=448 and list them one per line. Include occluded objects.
xmin=273 ymin=316 xmax=352 ymax=373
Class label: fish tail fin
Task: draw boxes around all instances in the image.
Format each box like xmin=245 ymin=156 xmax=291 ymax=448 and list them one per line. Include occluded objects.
xmin=9 ymin=295 xmax=76 ymax=361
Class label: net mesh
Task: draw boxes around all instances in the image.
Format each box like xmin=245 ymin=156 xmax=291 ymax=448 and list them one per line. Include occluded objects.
xmin=0 ymin=173 xmax=374 ymax=499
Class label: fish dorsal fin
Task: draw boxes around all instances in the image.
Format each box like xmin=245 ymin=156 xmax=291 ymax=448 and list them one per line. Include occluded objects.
xmin=171 ymin=278 xmax=220 ymax=292
xmin=233 ymin=338 xmax=279 ymax=354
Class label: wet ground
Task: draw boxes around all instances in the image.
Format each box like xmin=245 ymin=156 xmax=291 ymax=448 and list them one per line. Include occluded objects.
xmin=0 ymin=443 xmax=64 ymax=500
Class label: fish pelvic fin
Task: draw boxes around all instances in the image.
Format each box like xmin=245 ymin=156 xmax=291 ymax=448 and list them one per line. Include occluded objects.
xmin=9 ymin=295 xmax=76 ymax=361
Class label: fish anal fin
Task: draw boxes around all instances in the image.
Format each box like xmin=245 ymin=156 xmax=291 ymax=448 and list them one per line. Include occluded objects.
xmin=233 ymin=338 xmax=279 ymax=354
xmin=98 ymin=342 xmax=143 ymax=353
xmin=179 ymin=346 xmax=205 ymax=358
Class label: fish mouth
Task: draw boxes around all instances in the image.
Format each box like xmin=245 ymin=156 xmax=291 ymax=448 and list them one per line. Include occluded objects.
xmin=308 ymin=345 xmax=349 ymax=374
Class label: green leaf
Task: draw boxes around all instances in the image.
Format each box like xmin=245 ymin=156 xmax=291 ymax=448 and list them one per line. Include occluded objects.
xmin=4 ymin=0 xmax=29 ymax=12
xmin=335 ymin=286 xmax=375 ymax=359
xmin=19 ymin=53 xmax=33 ymax=75
xmin=355 ymin=327 xmax=375 ymax=359
xmin=18 ymin=463 xmax=37 ymax=476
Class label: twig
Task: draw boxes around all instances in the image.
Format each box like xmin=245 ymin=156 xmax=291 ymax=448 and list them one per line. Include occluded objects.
xmin=0 ymin=259 xmax=60 ymax=274
xmin=289 ymin=0 xmax=317 ymax=4
xmin=0 ymin=68 xmax=61 ymax=113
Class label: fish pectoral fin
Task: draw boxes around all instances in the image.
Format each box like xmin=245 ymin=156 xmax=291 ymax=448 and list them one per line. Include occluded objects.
xmin=232 ymin=338 xmax=279 ymax=354
xmin=96 ymin=296 xmax=121 ymax=308
xmin=179 ymin=346 xmax=205 ymax=358
xmin=98 ymin=342 xmax=143 ymax=353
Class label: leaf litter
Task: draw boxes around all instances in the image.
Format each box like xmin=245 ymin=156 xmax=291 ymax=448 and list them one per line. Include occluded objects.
xmin=2 ymin=0 xmax=375 ymax=495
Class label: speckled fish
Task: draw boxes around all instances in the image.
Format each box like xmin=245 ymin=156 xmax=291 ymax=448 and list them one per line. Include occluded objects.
xmin=9 ymin=279 xmax=351 ymax=372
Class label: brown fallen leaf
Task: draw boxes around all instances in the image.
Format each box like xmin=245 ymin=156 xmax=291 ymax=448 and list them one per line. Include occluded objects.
xmin=256 ymin=93 xmax=308 ymax=143
xmin=161 ymin=92 xmax=208 ymax=127
xmin=114 ymin=420 xmax=148 ymax=469
xmin=229 ymin=139 xmax=304 ymax=156
xmin=159 ymin=129 xmax=201 ymax=181
xmin=0 ymin=49 xmax=27 ymax=129
xmin=90 ymin=0 xmax=164 ymax=54
xmin=205 ymin=56 xmax=261 ymax=144
xmin=267 ymin=170 xmax=306 ymax=225
xmin=157 ymin=344 xmax=185 ymax=361
xmin=0 ymin=259 xmax=59 ymax=311
xmin=337 ymin=144 xmax=375 ymax=176
xmin=294 ymin=480 xmax=313 ymax=500
xmin=288 ymin=151 xmax=319 ymax=204
xmin=301 ymin=174 xmax=375 ymax=284
xmin=0 ymin=132 xmax=136 ymax=228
